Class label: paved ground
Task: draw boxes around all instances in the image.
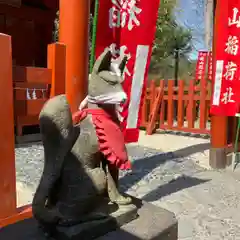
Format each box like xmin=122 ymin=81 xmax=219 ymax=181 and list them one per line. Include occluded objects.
xmin=15 ymin=130 xmax=240 ymax=239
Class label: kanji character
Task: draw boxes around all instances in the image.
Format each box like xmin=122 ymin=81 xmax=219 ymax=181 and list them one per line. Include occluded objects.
xmin=225 ymin=35 xmax=239 ymax=55
xmin=221 ymin=87 xmax=235 ymax=104
xmin=229 ymin=7 xmax=240 ymax=27
xmin=224 ymin=61 xmax=237 ymax=80
xmin=109 ymin=0 xmax=142 ymax=31
xmin=199 ymin=65 xmax=204 ymax=70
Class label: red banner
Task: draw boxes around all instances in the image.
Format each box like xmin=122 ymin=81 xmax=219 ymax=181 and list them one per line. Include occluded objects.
xmin=95 ymin=0 xmax=160 ymax=143
xmin=207 ymin=51 xmax=213 ymax=80
xmin=210 ymin=1 xmax=240 ymax=116
xmin=195 ymin=51 xmax=208 ymax=81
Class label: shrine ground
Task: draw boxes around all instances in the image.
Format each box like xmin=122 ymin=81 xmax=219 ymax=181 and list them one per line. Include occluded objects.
xmin=15 ymin=130 xmax=240 ymax=240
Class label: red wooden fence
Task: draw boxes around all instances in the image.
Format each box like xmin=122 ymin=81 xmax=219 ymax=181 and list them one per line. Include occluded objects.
xmin=13 ymin=43 xmax=66 ymax=136
xmin=13 ymin=66 xmax=52 ymax=136
xmin=141 ymin=79 xmax=211 ymax=135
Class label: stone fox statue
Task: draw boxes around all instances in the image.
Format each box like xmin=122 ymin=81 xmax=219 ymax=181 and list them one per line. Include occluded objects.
xmin=32 ymin=48 xmax=132 ymax=229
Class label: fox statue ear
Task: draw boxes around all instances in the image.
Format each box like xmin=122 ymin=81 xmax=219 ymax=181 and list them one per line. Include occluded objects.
xmin=117 ymin=56 xmax=128 ymax=83
xmin=119 ymin=56 xmax=128 ymax=76
xmin=93 ymin=48 xmax=112 ymax=73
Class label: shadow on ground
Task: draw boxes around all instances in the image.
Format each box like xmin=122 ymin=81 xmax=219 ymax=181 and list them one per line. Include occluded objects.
xmin=15 ymin=141 xmax=210 ymax=205
xmin=142 ymin=175 xmax=208 ymax=202
xmin=173 ymin=143 xmax=210 ymax=158
xmin=120 ymin=143 xmax=210 ymax=201
xmin=152 ymin=129 xmax=210 ymax=139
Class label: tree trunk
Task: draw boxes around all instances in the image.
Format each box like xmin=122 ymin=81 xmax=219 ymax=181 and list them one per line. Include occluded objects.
xmin=174 ymin=49 xmax=179 ymax=86
xmin=174 ymin=49 xmax=179 ymax=120
xmin=205 ymin=0 xmax=214 ymax=51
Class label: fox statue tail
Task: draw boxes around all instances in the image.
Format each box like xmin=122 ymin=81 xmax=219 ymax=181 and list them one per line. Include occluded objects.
xmin=32 ymin=95 xmax=79 ymax=224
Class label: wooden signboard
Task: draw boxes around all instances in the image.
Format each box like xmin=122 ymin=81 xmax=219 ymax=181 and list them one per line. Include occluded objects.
xmin=0 ymin=0 xmax=21 ymax=7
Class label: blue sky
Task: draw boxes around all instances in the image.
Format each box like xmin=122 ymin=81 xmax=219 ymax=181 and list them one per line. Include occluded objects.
xmin=174 ymin=0 xmax=206 ymax=60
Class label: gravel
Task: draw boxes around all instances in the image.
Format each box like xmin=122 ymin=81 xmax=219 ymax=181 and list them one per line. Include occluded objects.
xmin=14 ymin=136 xmax=240 ymax=240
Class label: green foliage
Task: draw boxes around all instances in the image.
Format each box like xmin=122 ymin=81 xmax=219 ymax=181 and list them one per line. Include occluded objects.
xmin=53 ymin=11 xmax=59 ymax=42
xmin=53 ymin=1 xmax=194 ymax=81
xmin=150 ymin=0 xmax=194 ymax=81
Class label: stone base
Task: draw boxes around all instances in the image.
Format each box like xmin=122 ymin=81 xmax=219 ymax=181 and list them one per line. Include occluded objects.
xmin=0 ymin=197 xmax=178 ymax=240
xmin=55 ymin=201 xmax=138 ymax=240
xmin=0 ymin=201 xmax=137 ymax=240
xmin=209 ymin=147 xmax=227 ymax=169
xmin=97 ymin=197 xmax=178 ymax=240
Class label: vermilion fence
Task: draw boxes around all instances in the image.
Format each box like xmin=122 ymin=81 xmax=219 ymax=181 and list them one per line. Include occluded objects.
xmin=141 ymin=79 xmax=211 ymax=135
xmin=13 ymin=43 xmax=66 ymax=136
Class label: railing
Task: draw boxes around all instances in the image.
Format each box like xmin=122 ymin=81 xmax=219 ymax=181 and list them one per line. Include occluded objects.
xmin=141 ymin=79 xmax=211 ymax=135
xmin=13 ymin=66 xmax=52 ymax=136
xmin=13 ymin=43 xmax=66 ymax=136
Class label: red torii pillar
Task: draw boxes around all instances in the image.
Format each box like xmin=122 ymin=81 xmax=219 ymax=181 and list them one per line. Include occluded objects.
xmin=0 ymin=34 xmax=16 ymax=223
xmin=59 ymin=0 xmax=90 ymax=113
xmin=210 ymin=0 xmax=228 ymax=168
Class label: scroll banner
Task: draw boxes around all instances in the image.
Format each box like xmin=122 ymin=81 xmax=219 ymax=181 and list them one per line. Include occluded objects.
xmin=210 ymin=1 xmax=240 ymax=116
xmin=195 ymin=51 xmax=208 ymax=81
xmin=208 ymin=51 xmax=213 ymax=80
xmin=95 ymin=0 xmax=160 ymax=143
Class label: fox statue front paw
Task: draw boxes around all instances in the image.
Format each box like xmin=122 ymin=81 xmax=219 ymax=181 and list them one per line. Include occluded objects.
xmin=109 ymin=193 xmax=132 ymax=205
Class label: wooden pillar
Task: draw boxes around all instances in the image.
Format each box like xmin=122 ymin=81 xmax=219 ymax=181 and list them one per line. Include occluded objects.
xmin=210 ymin=116 xmax=228 ymax=168
xmin=209 ymin=0 xmax=228 ymax=168
xmin=48 ymin=43 xmax=66 ymax=98
xmin=59 ymin=0 xmax=90 ymax=112
xmin=0 ymin=34 xmax=16 ymax=219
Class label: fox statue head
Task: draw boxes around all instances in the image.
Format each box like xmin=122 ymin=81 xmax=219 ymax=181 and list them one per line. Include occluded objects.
xmin=79 ymin=48 xmax=128 ymax=122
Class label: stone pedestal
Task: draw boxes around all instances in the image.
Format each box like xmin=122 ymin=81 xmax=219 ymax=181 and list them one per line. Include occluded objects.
xmin=98 ymin=198 xmax=178 ymax=240
xmin=55 ymin=201 xmax=138 ymax=240
xmin=0 ymin=198 xmax=178 ymax=240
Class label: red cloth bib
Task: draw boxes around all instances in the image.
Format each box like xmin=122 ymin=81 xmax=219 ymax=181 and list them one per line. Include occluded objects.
xmin=72 ymin=109 xmax=131 ymax=170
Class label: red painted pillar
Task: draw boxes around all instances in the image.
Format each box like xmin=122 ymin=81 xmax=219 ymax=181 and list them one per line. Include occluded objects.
xmin=48 ymin=43 xmax=66 ymax=98
xmin=0 ymin=34 xmax=16 ymax=220
xmin=59 ymin=0 xmax=90 ymax=112
xmin=210 ymin=0 xmax=228 ymax=168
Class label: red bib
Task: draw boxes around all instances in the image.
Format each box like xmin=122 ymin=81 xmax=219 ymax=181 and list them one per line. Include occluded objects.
xmin=72 ymin=109 xmax=131 ymax=170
